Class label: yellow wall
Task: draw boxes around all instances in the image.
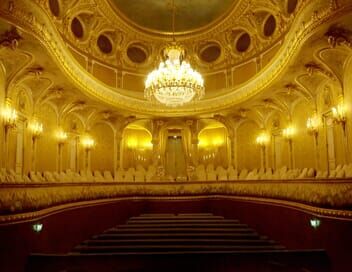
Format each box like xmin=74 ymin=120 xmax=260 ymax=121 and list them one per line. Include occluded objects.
xmin=36 ymin=104 xmax=58 ymax=172
xmin=198 ymin=126 xmax=228 ymax=167
xmin=122 ymin=128 xmax=153 ymax=169
xmin=236 ymin=121 xmax=261 ymax=170
xmin=292 ymin=101 xmax=316 ymax=169
xmin=91 ymin=123 xmax=114 ymax=172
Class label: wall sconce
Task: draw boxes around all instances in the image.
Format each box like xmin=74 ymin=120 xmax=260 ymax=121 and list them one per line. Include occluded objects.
xmin=81 ymin=135 xmax=95 ymax=150
xmin=256 ymin=131 xmax=270 ymax=169
xmin=255 ymin=132 xmax=270 ymax=146
xmin=283 ymin=125 xmax=295 ymax=169
xmin=56 ymin=128 xmax=68 ymax=144
xmin=56 ymin=128 xmax=68 ymax=172
xmin=28 ymin=118 xmax=43 ymax=171
xmin=282 ymin=126 xmax=295 ymax=140
xmin=2 ymin=99 xmax=17 ymax=170
xmin=1 ymin=100 xmax=17 ymax=130
xmin=81 ymin=134 xmax=95 ymax=173
xmin=28 ymin=119 xmax=44 ymax=139
xmin=331 ymin=100 xmax=346 ymax=124
xmin=306 ymin=113 xmax=321 ymax=136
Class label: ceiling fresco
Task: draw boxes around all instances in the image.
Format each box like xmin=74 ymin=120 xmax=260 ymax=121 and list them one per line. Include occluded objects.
xmin=109 ymin=0 xmax=236 ymax=32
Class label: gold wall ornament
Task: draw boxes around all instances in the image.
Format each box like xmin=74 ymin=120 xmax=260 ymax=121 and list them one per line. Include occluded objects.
xmin=1 ymin=180 xmax=352 ymax=218
xmin=144 ymin=45 xmax=204 ymax=107
xmin=1 ymin=0 xmax=351 ymax=115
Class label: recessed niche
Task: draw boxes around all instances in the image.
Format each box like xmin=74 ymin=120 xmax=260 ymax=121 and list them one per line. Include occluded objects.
xmin=127 ymin=44 xmax=147 ymax=64
xmin=97 ymin=34 xmax=113 ymax=54
xmin=49 ymin=0 xmax=60 ymax=17
xmin=71 ymin=17 xmax=84 ymax=39
xmin=200 ymin=44 xmax=221 ymax=63
xmin=236 ymin=33 xmax=251 ymax=52
xmin=263 ymin=15 xmax=276 ymax=37
xmin=287 ymin=0 xmax=298 ymax=14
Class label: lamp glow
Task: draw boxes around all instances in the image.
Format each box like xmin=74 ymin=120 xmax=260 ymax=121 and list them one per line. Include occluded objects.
xmin=32 ymin=223 xmax=43 ymax=233
xmin=309 ymin=218 xmax=321 ymax=229
xmin=81 ymin=135 xmax=95 ymax=150
xmin=1 ymin=101 xmax=17 ymax=128
xmin=28 ymin=119 xmax=43 ymax=138
xmin=56 ymin=129 xmax=68 ymax=144
xmin=306 ymin=113 xmax=320 ymax=135
xmin=283 ymin=126 xmax=295 ymax=139
xmin=144 ymin=45 xmax=204 ymax=107
xmin=332 ymin=101 xmax=346 ymax=123
xmin=256 ymin=132 xmax=270 ymax=146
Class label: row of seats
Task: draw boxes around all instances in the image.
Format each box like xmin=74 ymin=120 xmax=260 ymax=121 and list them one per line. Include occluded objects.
xmin=0 ymin=169 xmax=115 ymax=183
xmin=194 ymin=165 xmax=317 ymax=181
xmin=1 ymin=164 xmax=351 ymax=183
xmin=0 ymin=165 xmax=158 ymax=183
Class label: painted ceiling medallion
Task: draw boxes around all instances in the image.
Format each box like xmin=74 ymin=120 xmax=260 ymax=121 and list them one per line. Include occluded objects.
xmin=109 ymin=0 xmax=236 ymax=33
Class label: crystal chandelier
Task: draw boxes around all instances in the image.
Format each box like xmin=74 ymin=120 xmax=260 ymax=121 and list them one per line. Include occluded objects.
xmin=144 ymin=1 xmax=204 ymax=107
xmin=145 ymin=46 xmax=204 ymax=107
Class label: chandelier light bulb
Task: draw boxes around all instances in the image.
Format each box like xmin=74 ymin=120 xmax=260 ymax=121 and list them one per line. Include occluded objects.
xmin=145 ymin=45 xmax=204 ymax=107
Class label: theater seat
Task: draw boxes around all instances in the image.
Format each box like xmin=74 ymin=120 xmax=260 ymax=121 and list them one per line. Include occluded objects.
xmin=228 ymin=166 xmax=238 ymax=180
xmin=103 ymin=171 xmax=114 ymax=182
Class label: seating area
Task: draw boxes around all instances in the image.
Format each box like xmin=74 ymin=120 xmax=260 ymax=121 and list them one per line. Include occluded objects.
xmin=27 ymin=213 xmax=329 ymax=272
xmin=1 ymin=163 xmax=352 ymax=184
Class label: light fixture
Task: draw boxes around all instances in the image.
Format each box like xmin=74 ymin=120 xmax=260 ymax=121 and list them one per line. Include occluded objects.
xmin=331 ymin=100 xmax=346 ymax=124
xmin=144 ymin=1 xmax=204 ymax=107
xmin=256 ymin=132 xmax=270 ymax=146
xmin=306 ymin=113 xmax=320 ymax=135
xmin=282 ymin=126 xmax=295 ymax=140
xmin=309 ymin=218 xmax=321 ymax=229
xmin=32 ymin=223 xmax=43 ymax=233
xmin=256 ymin=131 xmax=270 ymax=169
xmin=1 ymin=99 xmax=17 ymax=129
xmin=28 ymin=118 xmax=43 ymax=138
xmin=56 ymin=128 xmax=68 ymax=144
xmin=56 ymin=128 xmax=68 ymax=172
xmin=81 ymin=134 xmax=95 ymax=150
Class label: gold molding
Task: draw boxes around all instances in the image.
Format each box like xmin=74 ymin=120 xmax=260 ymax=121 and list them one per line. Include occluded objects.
xmin=1 ymin=0 xmax=351 ymax=116
xmin=0 ymin=179 xmax=352 ymax=223
xmin=1 ymin=193 xmax=352 ymax=225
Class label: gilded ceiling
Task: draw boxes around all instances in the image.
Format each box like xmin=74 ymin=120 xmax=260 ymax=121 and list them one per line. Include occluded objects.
xmin=0 ymin=0 xmax=352 ymax=121
xmin=109 ymin=0 xmax=236 ymax=33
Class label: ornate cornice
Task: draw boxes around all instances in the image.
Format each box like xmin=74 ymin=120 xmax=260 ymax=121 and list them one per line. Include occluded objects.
xmin=0 ymin=0 xmax=351 ymax=116
xmin=0 ymin=180 xmax=352 ymax=223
